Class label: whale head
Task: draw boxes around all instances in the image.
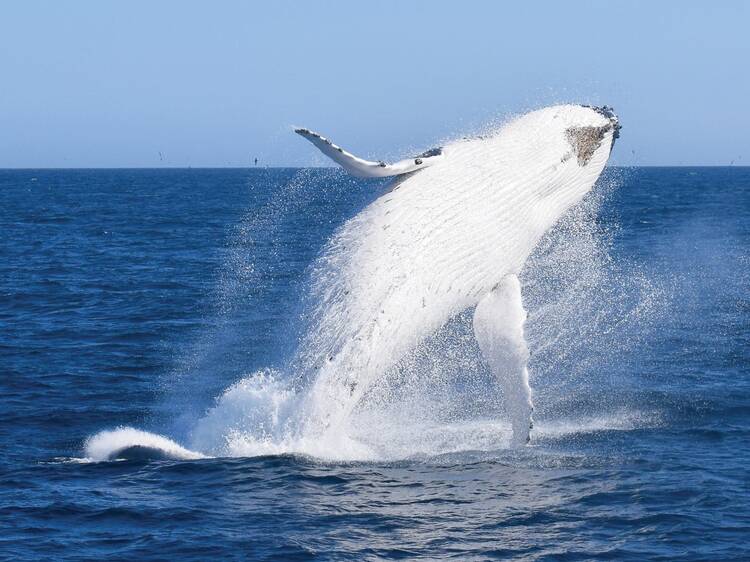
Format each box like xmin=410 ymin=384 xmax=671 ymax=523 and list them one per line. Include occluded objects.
xmin=567 ymin=105 xmax=620 ymax=163
xmin=515 ymin=104 xmax=620 ymax=227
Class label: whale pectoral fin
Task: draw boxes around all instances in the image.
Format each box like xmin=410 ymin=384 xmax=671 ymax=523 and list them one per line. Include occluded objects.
xmin=295 ymin=127 xmax=443 ymax=178
xmin=473 ymin=274 xmax=534 ymax=446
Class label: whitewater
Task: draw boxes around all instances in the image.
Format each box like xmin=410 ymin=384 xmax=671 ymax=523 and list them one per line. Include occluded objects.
xmin=84 ymin=105 xmax=643 ymax=463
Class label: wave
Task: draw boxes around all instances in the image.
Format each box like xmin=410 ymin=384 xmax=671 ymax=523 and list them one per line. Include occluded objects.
xmin=84 ymin=427 xmax=206 ymax=462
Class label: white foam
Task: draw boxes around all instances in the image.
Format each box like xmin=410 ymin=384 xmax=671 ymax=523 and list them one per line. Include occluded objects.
xmin=84 ymin=427 xmax=206 ymax=462
xmin=534 ymin=411 xmax=662 ymax=438
xmin=188 ymin=370 xmax=376 ymax=461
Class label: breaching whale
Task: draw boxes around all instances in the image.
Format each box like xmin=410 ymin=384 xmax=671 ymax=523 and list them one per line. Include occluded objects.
xmin=295 ymin=104 xmax=620 ymax=446
xmin=82 ymin=104 xmax=621 ymax=462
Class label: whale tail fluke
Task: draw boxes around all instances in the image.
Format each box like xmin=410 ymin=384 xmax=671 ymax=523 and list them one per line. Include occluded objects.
xmin=295 ymin=127 xmax=443 ymax=178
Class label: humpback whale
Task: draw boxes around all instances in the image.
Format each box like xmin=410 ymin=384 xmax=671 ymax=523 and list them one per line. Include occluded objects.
xmin=295 ymin=104 xmax=620 ymax=446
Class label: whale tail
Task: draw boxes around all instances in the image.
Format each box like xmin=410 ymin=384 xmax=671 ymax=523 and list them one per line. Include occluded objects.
xmin=295 ymin=127 xmax=443 ymax=178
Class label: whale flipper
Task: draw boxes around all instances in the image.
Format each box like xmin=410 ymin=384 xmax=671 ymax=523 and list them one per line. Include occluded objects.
xmin=295 ymin=127 xmax=443 ymax=178
xmin=473 ymin=275 xmax=534 ymax=446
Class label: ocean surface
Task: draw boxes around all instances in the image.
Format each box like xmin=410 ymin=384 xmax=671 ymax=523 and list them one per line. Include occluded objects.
xmin=1 ymin=167 xmax=748 ymax=560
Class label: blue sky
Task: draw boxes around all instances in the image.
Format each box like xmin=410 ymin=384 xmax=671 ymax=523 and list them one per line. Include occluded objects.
xmin=1 ymin=1 xmax=748 ymax=167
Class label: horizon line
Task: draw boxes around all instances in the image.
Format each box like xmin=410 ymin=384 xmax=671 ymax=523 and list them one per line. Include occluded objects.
xmin=1 ymin=164 xmax=748 ymax=171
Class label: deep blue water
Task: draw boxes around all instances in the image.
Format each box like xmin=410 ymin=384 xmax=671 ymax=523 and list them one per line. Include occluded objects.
xmin=1 ymin=167 xmax=748 ymax=560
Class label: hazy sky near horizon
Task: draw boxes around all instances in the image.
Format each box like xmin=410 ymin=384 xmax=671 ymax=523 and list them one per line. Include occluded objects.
xmin=1 ymin=1 xmax=748 ymax=167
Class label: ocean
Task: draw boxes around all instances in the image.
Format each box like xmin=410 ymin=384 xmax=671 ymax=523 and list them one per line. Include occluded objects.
xmin=1 ymin=167 xmax=748 ymax=560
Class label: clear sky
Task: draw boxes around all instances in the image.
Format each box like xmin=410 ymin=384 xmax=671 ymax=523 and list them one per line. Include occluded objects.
xmin=1 ymin=1 xmax=748 ymax=168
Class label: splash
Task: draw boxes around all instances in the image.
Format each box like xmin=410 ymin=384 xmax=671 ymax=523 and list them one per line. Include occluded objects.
xmin=84 ymin=427 xmax=206 ymax=462
xmin=85 ymin=107 xmax=661 ymax=462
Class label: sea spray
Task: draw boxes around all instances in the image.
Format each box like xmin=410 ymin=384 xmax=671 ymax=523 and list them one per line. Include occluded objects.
xmin=158 ymin=168 xmax=379 ymax=440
